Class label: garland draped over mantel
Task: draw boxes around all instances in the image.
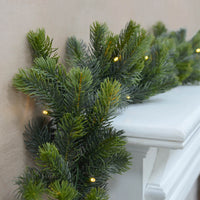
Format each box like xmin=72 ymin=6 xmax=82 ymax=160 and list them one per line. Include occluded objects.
xmin=13 ymin=20 xmax=200 ymax=200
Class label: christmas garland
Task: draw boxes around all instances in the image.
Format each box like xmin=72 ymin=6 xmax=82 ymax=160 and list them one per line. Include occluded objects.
xmin=152 ymin=21 xmax=200 ymax=84
xmin=13 ymin=20 xmax=200 ymax=200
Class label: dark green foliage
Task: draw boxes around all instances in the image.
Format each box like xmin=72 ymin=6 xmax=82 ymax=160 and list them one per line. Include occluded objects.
xmin=23 ymin=116 xmax=55 ymax=157
xmin=48 ymin=180 xmax=79 ymax=200
xmin=36 ymin=143 xmax=72 ymax=182
xmin=15 ymin=168 xmax=46 ymax=200
xmin=14 ymin=28 xmax=131 ymax=199
xmin=66 ymin=20 xmax=178 ymax=104
xmin=152 ymin=22 xmax=200 ymax=84
xmin=92 ymin=78 xmax=122 ymax=126
xmin=184 ymin=30 xmax=200 ymax=83
xmin=13 ymin=57 xmax=94 ymax=120
xmin=114 ymin=21 xmax=151 ymax=86
xmin=15 ymin=20 xmax=199 ymax=199
xmin=66 ymin=21 xmax=153 ymax=98
xmin=13 ymin=57 xmax=67 ymax=120
xmin=175 ymin=41 xmax=193 ymax=82
xmin=85 ymin=188 xmax=109 ymax=200
xmin=72 ymin=128 xmax=130 ymax=195
xmin=190 ymin=30 xmax=200 ymax=50
xmin=54 ymin=113 xmax=87 ymax=160
xmin=129 ymin=37 xmax=179 ymax=103
xmin=169 ymin=29 xmax=194 ymax=82
xmin=152 ymin=21 xmax=167 ymax=37
xmin=15 ymin=145 xmax=76 ymax=200
xmin=27 ymin=28 xmax=59 ymax=61
xmin=64 ymin=66 xmax=94 ymax=114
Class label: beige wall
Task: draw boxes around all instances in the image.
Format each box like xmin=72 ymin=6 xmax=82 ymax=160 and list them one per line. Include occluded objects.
xmin=1 ymin=0 xmax=200 ymax=199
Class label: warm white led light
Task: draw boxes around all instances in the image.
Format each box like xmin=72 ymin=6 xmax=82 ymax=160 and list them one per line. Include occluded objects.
xmin=90 ymin=177 xmax=96 ymax=183
xmin=42 ymin=110 xmax=48 ymax=115
xmin=196 ymin=48 xmax=200 ymax=53
xmin=113 ymin=57 xmax=119 ymax=62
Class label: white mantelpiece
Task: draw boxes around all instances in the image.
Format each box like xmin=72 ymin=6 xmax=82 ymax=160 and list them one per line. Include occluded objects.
xmin=109 ymin=85 xmax=200 ymax=200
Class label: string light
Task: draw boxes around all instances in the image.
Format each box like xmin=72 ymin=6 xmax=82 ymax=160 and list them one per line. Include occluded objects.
xmin=90 ymin=177 xmax=96 ymax=183
xmin=144 ymin=55 xmax=149 ymax=61
xmin=126 ymin=95 xmax=131 ymax=100
xmin=42 ymin=110 xmax=48 ymax=115
xmin=113 ymin=56 xmax=119 ymax=62
xmin=196 ymin=48 xmax=200 ymax=53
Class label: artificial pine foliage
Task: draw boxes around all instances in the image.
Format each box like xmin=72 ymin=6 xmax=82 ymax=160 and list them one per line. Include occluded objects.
xmin=23 ymin=116 xmax=55 ymax=156
xmin=129 ymin=37 xmax=179 ymax=103
xmin=48 ymin=180 xmax=79 ymax=200
xmin=185 ymin=30 xmax=200 ymax=83
xmin=66 ymin=20 xmax=178 ymax=103
xmin=152 ymin=22 xmax=200 ymax=84
xmin=15 ymin=168 xmax=46 ymax=200
xmin=66 ymin=20 xmax=152 ymax=104
xmin=85 ymin=188 xmax=109 ymax=200
xmin=152 ymin=21 xmax=167 ymax=38
xmin=27 ymin=28 xmax=59 ymax=61
xmin=14 ymin=20 xmax=195 ymax=199
xmin=13 ymin=29 xmax=131 ymax=199
xmin=169 ymin=29 xmax=194 ymax=82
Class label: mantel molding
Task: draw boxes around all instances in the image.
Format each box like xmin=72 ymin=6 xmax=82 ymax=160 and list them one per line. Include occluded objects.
xmin=110 ymin=85 xmax=200 ymax=200
xmin=113 ymin=85 xmax=200 ymax=149
xmin=146 ymin=125 xmax=200 ymax=200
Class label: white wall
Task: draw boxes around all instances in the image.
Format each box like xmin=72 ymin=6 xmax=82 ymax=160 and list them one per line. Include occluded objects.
xmin=1 ymin=0 xmax=200 ymax=199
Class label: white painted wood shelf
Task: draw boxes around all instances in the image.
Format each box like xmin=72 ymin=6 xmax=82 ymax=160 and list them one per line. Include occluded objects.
xmin=109 ymin=85 xmax=200 ymax=200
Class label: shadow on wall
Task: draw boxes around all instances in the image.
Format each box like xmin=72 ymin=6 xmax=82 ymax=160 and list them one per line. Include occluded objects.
xmin=7 ymin=83 xmax=37 ymax=166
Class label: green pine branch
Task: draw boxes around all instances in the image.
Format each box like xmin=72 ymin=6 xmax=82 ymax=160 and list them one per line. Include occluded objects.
xmin=92 ymin=78 xmax=121 ymax=126
xmin=129 ymin=37 xmax=179 ymax=103
xmin=35 ymin=143 xmax=73 ymax=187
xmin=152 ymin=21 xmax=167 ymax=37
xmin=85 ymin=188 xmax=109 ymax=200
xmin=27 ymin=28 xmax=59 ymax=61
xmin=14 ymin=44 xmax=130 ymax=199
xmin=152 ymin=21 xmax=200 ymax=84
xmin=48 ymin=180 xmax=78 ymax=200
xmin=64 ymin=67 xmax=93 ymax=113
xmin=16 ymin=21 xmax=200 ymax=200
xmin=23 ymin=116 xmax=54 ymax=157
xmin=15 ymin=168 xmax=46 ymax=200
xmin=66 ymin=20 xmax=179 ymax=104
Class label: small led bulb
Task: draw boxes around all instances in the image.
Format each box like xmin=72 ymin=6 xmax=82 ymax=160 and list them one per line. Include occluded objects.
xmin=113 ymin=57 xmax=119 ymax=62
xmin=90 ymin=177 xmax=96 ymax=183
xmin=42 ymin=110 xmax=48 ymax=115
xmin=196 ymin=48 xmax=200 ymax=53
xmin=126 ymin=95 xmax=131 ymax=100
xmin=144 ymin=55 xmax=149 ymax=61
